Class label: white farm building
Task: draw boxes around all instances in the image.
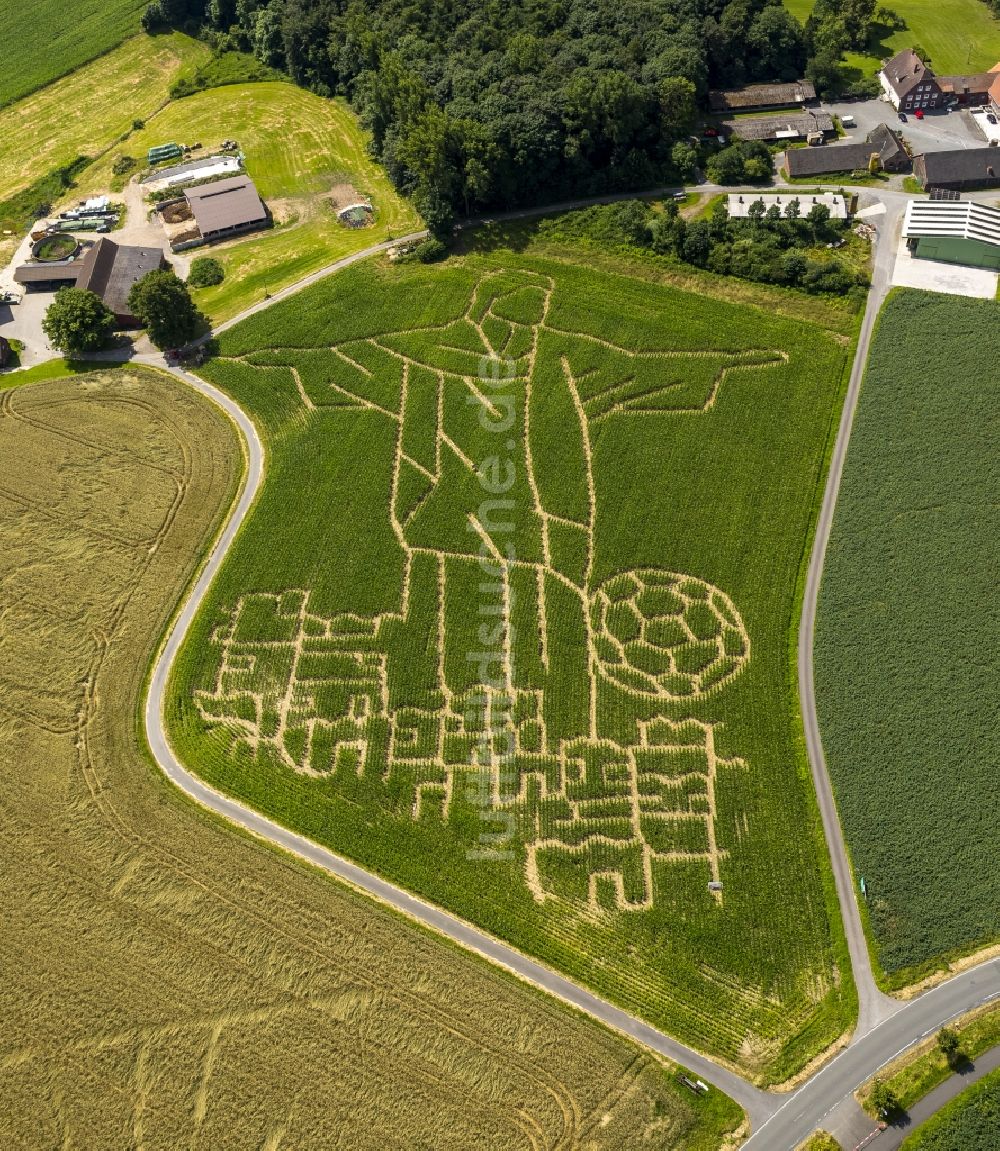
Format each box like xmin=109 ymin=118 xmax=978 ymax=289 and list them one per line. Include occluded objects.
xmin=902 ymin=198 xmax=1000 ymax=270
xmin=726 ymin=192 xmax=849 ymax=220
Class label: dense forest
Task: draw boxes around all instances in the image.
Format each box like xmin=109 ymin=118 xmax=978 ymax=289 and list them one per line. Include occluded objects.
xmin=142 ymin=0 xmax=875 ymax=228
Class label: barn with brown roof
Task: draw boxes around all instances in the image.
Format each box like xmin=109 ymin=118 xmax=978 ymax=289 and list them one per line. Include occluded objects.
xmin=184 ymin=175 xmax=269 ymax=243
xmin=708 ymin=81 xmax=816 ymax=114
xmin=14 ymin=238 xmax=167 ymax=326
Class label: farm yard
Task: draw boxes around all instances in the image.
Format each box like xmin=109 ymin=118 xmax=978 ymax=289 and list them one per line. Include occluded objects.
xmin=168 ymin=250 xmax=855 ymax=1082
xmin=816 ymin=290 xmax=1000 ymax=986
xmin=0 ymin=366 xmax=742 ymax=1149
xmin=71 ymin=82 xmax=421 ymax=322
xmin=0 ymin=0 xmax=147 ymax=108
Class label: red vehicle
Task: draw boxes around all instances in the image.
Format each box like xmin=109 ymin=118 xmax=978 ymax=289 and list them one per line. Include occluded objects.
xmin=703 ymin=126 xmax=719 ymax=137
xmin=915 ymin=108 xmax=924 ymax=119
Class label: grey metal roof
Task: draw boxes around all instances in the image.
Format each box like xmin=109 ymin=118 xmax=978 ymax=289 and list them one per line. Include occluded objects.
xmin=185 ymin=175 xmax=267 ymax=236
xmin=786 ymin=143 xmax=874 ymax=176
xmin=918 ymin=147 xmax=1000 ymax=186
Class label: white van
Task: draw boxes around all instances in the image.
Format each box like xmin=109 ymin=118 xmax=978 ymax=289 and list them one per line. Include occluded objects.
xmin=840 ymin=114 xmax=857 ymax=128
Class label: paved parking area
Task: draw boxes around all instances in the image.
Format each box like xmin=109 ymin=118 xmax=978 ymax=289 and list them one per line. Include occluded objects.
xmin=0 ymin=290 xmax=60 ymax=370
xmin=891 ymin=240 xmax=999 ymax=297
xmin=824 ymin=98 xmax=986 ymax=153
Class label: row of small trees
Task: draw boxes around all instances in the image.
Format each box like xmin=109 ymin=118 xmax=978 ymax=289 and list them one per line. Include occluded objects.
xmin=868 ymin=1027 xmax=966 ymax=1120
xmin=40 ymin=257 xmax=223 ymax=358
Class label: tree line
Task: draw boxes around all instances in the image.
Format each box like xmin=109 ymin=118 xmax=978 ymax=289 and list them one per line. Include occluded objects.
xmin=140 ymin=0 xmax=819 ymax=231
xmin=141 ymin=0 xmax=924 ymax=229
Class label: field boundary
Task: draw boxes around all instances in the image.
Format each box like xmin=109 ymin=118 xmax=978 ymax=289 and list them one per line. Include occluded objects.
xmin=127 ymin=195 xmax=999 ymax=1149
xmin=136 ymin=356 xmax=779 ymax=1129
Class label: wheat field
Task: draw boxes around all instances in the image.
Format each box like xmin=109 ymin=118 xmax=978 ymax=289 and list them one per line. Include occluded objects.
xmin=0 ymin=367 xmax=741 ymax=1149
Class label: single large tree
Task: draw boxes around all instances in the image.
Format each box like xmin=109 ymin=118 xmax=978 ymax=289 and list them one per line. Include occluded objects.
xmin=128 ymin=269 xmax=199 ymax=349
xmin=42 ymin=288 xmax=115 ymax=356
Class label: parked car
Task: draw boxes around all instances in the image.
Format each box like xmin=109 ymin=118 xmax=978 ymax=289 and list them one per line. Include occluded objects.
xmin=915 ymin=108 xmax=924 ymax=120
xmin=703 ymin=126 xmax=719 ymax=137
xmin=898 ymin=111 xmax=908 ymax=122
xmin=840 ymin=114 xmax=856 ymax=128
xmin=988 ymin=113 xmax=998 ymax=125
xmin=0 ymin=290 xmax=22 ymax=305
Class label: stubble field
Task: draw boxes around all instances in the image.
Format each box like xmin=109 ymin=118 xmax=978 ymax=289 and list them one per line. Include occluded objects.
xmin=168 ymin=248 xmax=856 ymax=1082
xmin=0 ymin=367 xmax=739 ymax=1148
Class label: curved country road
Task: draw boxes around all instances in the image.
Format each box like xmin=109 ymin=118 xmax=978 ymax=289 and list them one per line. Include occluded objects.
xmin=138 ymin=358 xmax=777 ymax=1132
xmin=137 ymin=201 xmax=999 ymax=1147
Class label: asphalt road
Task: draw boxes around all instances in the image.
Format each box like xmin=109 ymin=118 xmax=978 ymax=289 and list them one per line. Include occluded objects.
xmin=138 ymin=356 xmax=777 ymax=1132
xmin=876 ymin=1040 xmax=1000 ymax=1149
xmin=742 ymin=964 xmax=1000 ymax=1150
xmin=134 ymin=199 xmax=999 ymax=1147
xmin=796 ymin=187 xmax=908 ymax=1040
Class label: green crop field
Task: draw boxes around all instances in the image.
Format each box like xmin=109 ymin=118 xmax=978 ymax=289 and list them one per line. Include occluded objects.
xmin=784 ymin=0 xmax=1000 ymax=76
xmin=1 ymin=365 xmax=740 ymax=1149
xmin=72 ymin=82 xmax=422 ymax=323
xmin=0 ymin=34 xmax=209 ymax=203
xmin=0 ymin=0 xmax=148 ymax=108
xmin=167 ymin=248 xmax=855 ymax=1082
xmin=900 ymin=1066 xmax=1000 ymax=1150
xmin=816 ymin=290 xmax=1000 ymax=985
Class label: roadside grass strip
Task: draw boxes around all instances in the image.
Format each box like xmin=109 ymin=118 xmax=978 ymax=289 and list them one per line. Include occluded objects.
xmin=899 ymin=1065 xmax=1000 ymax=1149
xmin=170 ymin=251 xmax=854 ymax=1081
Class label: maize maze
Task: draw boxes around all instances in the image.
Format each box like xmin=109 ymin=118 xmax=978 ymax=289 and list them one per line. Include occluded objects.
xmin=173 ymin=254 xmax=854 ymax=1076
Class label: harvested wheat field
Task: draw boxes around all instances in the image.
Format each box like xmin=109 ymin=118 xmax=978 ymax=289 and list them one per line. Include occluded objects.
xmin=0 ymin=367 xmax=741 ymax=1149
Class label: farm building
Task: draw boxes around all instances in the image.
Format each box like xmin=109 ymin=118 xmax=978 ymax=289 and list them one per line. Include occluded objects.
xmin=144 ymin=154 xmax=242 ymax=189
xmin=938 ymin=72 xmax=996 ymax=106
xmin=726 ymin=192 xmax=849 ymax=220
xmin=880 ymin=49 xmax=1000 ymax=112
xmin=913 ymin=148 xmax=1000 ymax=191
xmin=902 ymin=198 xmax=1000 ymax=270
xmin=13 ymin=238 xmax=167 ymax=326
xmin=785 ymin=125 xmax=909 ymax=177
xmin=725 ymin=111 xmax=834 ymax=143
xmin=880 ymin=49 xmax=943 ymax=111
xmin=184 ymin=175 xmax=268 ymax=243
xmin=709 ymin=81 xmax=816 ymax=114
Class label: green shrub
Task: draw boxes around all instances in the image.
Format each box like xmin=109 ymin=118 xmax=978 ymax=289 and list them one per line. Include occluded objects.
xmin=414 ymin=237 xmax=447 ymax=263
xmin=188 ymin=257 xmax=225 ymax=288
xmin=112 ymin=155 xmax=136 ymax=177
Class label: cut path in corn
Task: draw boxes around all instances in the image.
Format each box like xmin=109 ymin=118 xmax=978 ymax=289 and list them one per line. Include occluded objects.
xmin=129 ymin=203 xmax=1000 ymax=1147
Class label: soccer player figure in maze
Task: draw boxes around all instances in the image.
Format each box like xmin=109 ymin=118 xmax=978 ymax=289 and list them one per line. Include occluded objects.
xmin=199 ymin=270 xmax=786 ymax=911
